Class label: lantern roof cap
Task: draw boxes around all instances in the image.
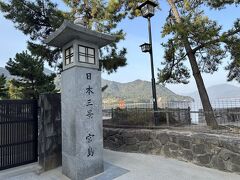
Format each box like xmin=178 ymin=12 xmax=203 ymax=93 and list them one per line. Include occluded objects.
xmin=44 ymin=20 xmax=116 ymax=48
xmin=137 ymin=0 xmax=158 ymax=10
xmin=140 ymin=42 xmax=151 ymax=47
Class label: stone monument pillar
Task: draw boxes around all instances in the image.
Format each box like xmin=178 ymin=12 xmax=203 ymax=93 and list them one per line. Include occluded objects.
xmin=45 ymin=20 xmax=115 ymax=180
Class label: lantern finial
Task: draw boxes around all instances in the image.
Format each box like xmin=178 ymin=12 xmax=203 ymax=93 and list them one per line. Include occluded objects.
xmin=74 ymin=12 xmax=86 ymax=27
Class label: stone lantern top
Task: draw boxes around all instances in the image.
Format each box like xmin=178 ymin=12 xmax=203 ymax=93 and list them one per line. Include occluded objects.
xmin=73 ymin=18 xmax=85 ymax=27
xmin=44 ymin=20 xmax=115 ymax=48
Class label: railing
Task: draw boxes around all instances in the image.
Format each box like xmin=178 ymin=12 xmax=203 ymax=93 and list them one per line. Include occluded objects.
xmin=103 ymin=99 xmax=240 ymax=135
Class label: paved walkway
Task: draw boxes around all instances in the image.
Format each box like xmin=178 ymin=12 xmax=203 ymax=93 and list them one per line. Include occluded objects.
xmin=0 ymin=150 xmax=240 ymax=180
xmin=103 ymin=150 xmax=240 ymax=180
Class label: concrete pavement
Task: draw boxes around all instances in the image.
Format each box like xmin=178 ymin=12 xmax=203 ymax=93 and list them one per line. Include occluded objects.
xmin=103 ymin=150 xmax=240 ymax=180
xmin=0 ymin=149 xmax=239 ymax=180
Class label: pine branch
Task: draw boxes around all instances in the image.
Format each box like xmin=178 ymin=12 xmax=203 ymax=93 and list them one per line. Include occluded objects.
xmin=193 ymin=27 xmax=240 ymax=53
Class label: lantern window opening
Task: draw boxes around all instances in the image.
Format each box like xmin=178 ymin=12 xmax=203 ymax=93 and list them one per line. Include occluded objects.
xmin=78 ymin=45 xmax=95 ymax=64
xmin=65 ymin=46 xmax=74 ymax=65
xmin=137 ymin=0 xmax=158 ymax=18
xmin=140 ymin=43 xmax=152 ymax=53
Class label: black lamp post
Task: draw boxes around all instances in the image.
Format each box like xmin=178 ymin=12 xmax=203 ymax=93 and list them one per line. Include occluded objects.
xmin=138 ymin=1 xmax=158 ymax=120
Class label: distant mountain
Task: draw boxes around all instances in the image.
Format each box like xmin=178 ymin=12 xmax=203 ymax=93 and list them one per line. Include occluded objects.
xmin=1 ymin=67 xmax=192 ymax=103
xmin=102 ymin=79 xmax=193 ymax=104
xmin=187 ymin=84 xmax=240 ymax=101
xmin=0 ymin=67 xmax=13 ymax=79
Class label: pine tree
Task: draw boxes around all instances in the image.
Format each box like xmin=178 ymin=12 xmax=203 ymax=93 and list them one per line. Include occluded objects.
xmin=0 ymin=0 xmax=65 ymax=67
xmin=5 ymin=51 xmax=56 ymax=99
xmin=0 ymin=74 xmax=8 ymax=99
xmin=7 ymin=80 xmax=23 ymax=99
xmin=2 ymin=0 xmax=240 ymax=128
xmin=157 ymin=0 xmax=240 ymax=128
xmin=0 ymin=0 xmax=128 ymax=73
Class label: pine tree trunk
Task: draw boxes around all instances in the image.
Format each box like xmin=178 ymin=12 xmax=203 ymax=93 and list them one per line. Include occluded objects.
xmin=187 ymin=51 xmax=218 ymax=128
xmin=167 ymin=0 xmax=218 ymax=128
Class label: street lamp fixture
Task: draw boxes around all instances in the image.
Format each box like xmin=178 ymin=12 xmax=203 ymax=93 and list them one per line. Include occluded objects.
xmin=138 ymin=0 xmax=159 ymax=124
xmin=140 ymin=43 xmax=151 ymax=53
xmin=137 ymin=0 xmax=158 ymax=18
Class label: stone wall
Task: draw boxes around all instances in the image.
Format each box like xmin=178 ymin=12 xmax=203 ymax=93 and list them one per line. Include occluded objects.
xmin=104 ymin=128 xmax=240 ymax=173
xmin=38 ymin=93 xmax=62 ymax=171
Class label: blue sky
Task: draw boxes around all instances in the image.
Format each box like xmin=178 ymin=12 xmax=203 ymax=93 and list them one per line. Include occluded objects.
xmin=0 ymin=1 xmax=239 ymax=95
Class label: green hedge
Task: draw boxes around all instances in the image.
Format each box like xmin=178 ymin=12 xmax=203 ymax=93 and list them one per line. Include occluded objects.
xmin=111 ymin=108 xmax=167 ymax=126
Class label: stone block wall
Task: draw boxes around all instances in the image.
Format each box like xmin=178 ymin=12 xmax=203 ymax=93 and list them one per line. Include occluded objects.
xmin=104 ymin=128 xmax=240 ymax=173
xmin=38 ymin=93 xmax=62 ymax=171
